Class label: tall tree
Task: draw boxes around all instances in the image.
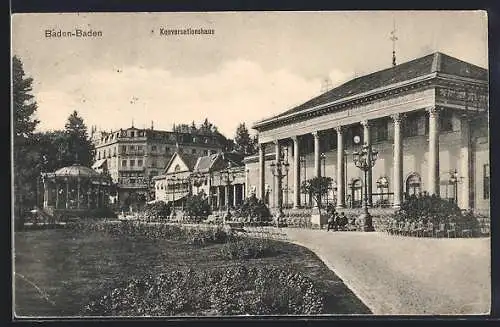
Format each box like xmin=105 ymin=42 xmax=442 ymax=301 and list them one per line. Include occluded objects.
xmin=13 ymin=55 xmax=40 ymax=224
xmin=64 ymin=110 xmax=95 ymax=166
xmin=234 ymin=123 xmax=257 ymax=155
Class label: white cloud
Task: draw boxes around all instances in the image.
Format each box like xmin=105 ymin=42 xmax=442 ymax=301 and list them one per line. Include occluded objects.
xmin=34 ymin=59 xmax=352 ymax=137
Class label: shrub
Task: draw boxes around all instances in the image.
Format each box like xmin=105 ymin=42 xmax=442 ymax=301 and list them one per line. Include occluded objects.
xmin=394 ymin=193 xmax=462 ymax=225
xmin=184 ymin=194 xmax=211 ymax=219
xmin=141 ymin=201 xmax=171 ymax=221
xmin=82 ymin=265 xmax=325 ymax=316
xmin=219 ymin=236 xmax=276 ymax=260
xmin=237 ymin=194 xmax=272 ymax=222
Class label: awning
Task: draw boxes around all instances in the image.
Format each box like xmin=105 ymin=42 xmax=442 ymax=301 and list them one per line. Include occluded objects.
xmin=92 ymin=159 xmax=107 ymax=169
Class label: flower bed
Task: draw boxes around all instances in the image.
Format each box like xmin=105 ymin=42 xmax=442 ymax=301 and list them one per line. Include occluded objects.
xmin=83 ymin=265 xmax=325 ymax=316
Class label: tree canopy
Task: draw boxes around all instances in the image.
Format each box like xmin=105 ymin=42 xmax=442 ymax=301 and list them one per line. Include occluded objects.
xmin=13 ymin=55 xmax=40 ymax=223
xmin=234 ymin=122 xmax=257 ymax=155
xmin=300 ymin=176 xmax=333 ymax=212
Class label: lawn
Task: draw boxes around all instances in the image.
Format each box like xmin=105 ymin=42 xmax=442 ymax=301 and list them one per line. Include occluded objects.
xmin=14 ymin=228 xmax=371 ymax=317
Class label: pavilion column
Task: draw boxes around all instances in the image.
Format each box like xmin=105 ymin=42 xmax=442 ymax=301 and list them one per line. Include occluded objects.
xmin=217 ymin=186 xmax=222 ymax=210
xmin=258 ymin=143 xmax=266 ymax=201
xmin=312 ymin=132 xmax=321 ymax=178
xmin=88 ymin=184 xmax=92 ymax=209
xmin=292 ymin=136 xmax=301 ymax=208
xmin=428 ymin=107 xmax=440 ymax=195
xmin=274 ymin=140 xmax=281 ymax=208
xmin=361 ymin=120 xmax=373 ymax=206
xmin=77 ymin=177 xmax=81 ymax=209
xmin=55 ymin=180 xmax=60 ymax=209
xmin=392 ymin=113 xmax=404 ymax=208
xmin=43 ymin=178 xmax=49 ymax=208
xmin=335 ymin=126 xmax=345 ymax=209
xmin=65 ymin=178 xmax=70 ymax=209
xmin=233 ymin=184 xmax=237 ymax=207
xmin=207 ymin=176 xmax=212 ymax=206
xmin=225 ymin=185 xmax=229 ymax=209
xmin=460 ymin=115 xmax=472 ymax=209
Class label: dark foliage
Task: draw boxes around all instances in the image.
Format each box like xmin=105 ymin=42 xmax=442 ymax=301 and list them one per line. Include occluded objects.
xmin=394 ymin=193 xmax=462 ymax=225
xmin=185 ymin=194 xmax=211 ymax=219
xmin=142 ymin=201 xmax=171 ymax=221
xmin=236 ymin=194 xmax=272 ymax=222
xmin=83 ymin=265 xmax=325 ymax=316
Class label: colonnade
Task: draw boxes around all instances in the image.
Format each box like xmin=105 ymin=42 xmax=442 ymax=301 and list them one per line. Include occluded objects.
xmin=257 ymin=108 xmax=458 ymax=209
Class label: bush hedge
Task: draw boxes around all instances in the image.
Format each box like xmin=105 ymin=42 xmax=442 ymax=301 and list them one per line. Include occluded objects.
xmin=394 ymin=193 xmax=462 ymax=225
xmin=141 ymin=201 xmax=171 ymax=221
xmin=234 ymin=195 xmax=272 ymax=222
xmin=82 ymin=265 xmax=325 ymax=316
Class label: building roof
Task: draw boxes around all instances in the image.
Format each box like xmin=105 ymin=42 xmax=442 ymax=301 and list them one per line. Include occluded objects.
xmin=91 ymin=159 xmax=107 ymax=169
xmin=54 ymin=164 xmax=101 ymax=177
xmin=193 ymin=152 xmax=245 ymax=173
xmin=253 ymin=52 xmax=487 ymax=128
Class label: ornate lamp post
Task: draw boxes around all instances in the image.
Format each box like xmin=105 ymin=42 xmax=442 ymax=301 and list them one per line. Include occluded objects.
xmin=221 ymin=163 xmax=236 ymax=222
xmin=270 ymin=154 xmax=290 ymax=225
xmin=448 ymin=169 xmax=461 ymax=204
xmin=352 ymin=144 xmax=378 ymax=232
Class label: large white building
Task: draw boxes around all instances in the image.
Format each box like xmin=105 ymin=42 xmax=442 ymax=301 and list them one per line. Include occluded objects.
xmin=247 ymin=52 xmax=489 ymax=214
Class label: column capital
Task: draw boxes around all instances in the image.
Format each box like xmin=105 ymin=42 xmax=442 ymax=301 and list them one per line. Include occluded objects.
xmin=334 ymin=126 xmax=345 ymax=134
xmin=290 ymin=135 xmax=299 ymax=142
xmin=273 ymin=139 xmax=280 ymax=145
xmin=360 ymin=119 xmax=372 ymax=128
xmin=391 ymin=113 xmax=406 ymax=123
xmin=427 ymin=106 xmax=441 ymax=117
xmin=311 ymin=131 xmax=320 ymax=139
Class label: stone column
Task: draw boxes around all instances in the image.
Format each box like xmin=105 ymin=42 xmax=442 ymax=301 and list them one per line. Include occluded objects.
xmin=361 ymin=120 xmax=373 ymax=206
xmin=460 ymin=115 xmax=471 ymax=209
xmin=87 ymin=184 xmax=92 ymax=209
xmin=428 ymin=107 xmax=440 ymax=195
xmin=392 ymin=113 xmax=404 ymax=208
xmin=258 ymin=143 xmax=266 ymax=201
xmin=292 ymin=136 xmax=301 ymax=208
xmin=335 ymin=126 xmax=345 ymax=209
xmin=312 ymin=132 xmax=321 ymax=178
xmin=274 ymin=140 xmax=281 ymax=208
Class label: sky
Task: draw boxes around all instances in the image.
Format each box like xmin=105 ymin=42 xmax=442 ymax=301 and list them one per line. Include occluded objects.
xmin=12 ymin=11 xmax=488 ymax=138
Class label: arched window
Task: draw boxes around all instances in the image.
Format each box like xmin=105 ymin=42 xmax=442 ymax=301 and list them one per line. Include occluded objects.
xmin=174 ymin=164 xmax=181 ymax=172
xmin=405 ymin=173 xmax=421 ymax=197
xmin=349 ymin=178 xmax=363 ymax=208
xmin=376 ymin=176 xmax=390 ymax=207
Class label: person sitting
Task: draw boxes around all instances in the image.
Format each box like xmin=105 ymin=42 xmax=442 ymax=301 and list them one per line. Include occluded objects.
xmin=337 ymin=212 xmax=348 ymax=231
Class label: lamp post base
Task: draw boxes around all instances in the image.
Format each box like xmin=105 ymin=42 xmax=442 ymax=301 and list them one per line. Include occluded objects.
xmin=358 ymin=211 xmax=375 ymax=232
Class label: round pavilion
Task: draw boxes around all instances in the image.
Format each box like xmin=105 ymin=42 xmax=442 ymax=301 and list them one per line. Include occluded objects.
xmin=41 ymin=164 xmax=112 ymax=215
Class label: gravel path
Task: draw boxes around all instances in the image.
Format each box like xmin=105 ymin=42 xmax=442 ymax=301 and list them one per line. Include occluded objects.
xmin=280 ymin=229 xmax=490 ymax=315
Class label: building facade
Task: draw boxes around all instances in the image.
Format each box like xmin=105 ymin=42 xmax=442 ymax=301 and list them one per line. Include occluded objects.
xmin=153 ymin=151 xmax=246 ymax=211
xmin=249 ymin=52 xmax=489 ymax=213
xmin=91 ymin=126 xmax=225 ymax=209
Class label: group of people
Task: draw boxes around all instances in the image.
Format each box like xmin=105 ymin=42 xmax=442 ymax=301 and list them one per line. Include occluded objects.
xmin=326 ymin=205 xmax=355 ymax=231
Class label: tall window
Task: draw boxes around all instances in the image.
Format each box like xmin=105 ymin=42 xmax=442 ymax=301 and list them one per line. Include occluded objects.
xmin=130 ymin=160 xmax=135 ymax=167
xmin=440 ymin=110 xmax=453 ymax=132
xmin=121 ymin=145 xmax=127 ymax=154
xmin=484 ymin=164 xmax=490 ymax=199
xmin=405 ymin=173 xmax=421 ymax=197
xmin=404 ymin=118 xmax=419 ymax=137
xmin=152 ymin=145 xmax=157 ymax=152
xmin=122 ymin=160 xmax=127 ymax=167
xmin=138 ymin=160 xmax=143 ymax=167
xmin=376 ymin=176 xmax=390 ymax=206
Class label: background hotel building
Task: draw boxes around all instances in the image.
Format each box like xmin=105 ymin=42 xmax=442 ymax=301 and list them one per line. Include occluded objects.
xmin=91 ymin=126 xmax=224 ymax=208
xmin=247 ymin=52 xmax=489 ymax=213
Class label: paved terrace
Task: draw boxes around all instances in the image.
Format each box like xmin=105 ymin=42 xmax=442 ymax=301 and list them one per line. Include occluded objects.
xmin=278 ymin=228 xmax=491 ymax=315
